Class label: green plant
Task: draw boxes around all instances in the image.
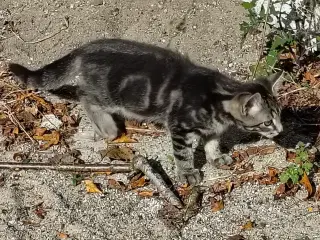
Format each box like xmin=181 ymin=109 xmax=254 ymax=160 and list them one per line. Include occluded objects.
xmin=279 ymin=142 xmax=313 ymax=184
xmin=240 ymin=1 xmax=301 ymax=77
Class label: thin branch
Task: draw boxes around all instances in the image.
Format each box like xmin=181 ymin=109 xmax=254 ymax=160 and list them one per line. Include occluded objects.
xmin=0 ymin=162 xmax=132 ymax=172
xmin=11 ymin=17 xmax=69 ymax=44
xmin=279 ymin=87 xmax=308 ymax=97
xmin=132 ymin=155 xmax=184 ymax=209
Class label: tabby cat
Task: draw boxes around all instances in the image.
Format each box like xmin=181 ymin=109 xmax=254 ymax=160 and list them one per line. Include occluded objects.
xmin=8 ymin=38 xmax=284 ymax=185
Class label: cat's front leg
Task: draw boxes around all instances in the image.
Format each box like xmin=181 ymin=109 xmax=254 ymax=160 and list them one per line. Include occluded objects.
xmin=170 ymin=130 xmax=201 ymax=185
xmin=204 ymin=138 xmax=233 ymax=167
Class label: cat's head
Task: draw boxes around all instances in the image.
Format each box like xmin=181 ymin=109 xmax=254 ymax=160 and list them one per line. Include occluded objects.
xmin=229 ymin=71 xmax=284 ymax=139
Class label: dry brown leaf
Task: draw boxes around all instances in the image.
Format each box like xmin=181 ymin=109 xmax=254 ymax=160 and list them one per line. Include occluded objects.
xmin=210 ymin=198 xmax=224 ymax=212
xmin=129 ymin=176 xmax=147 ymax=189
xmin=177 ymin=184 xmax=192 ymax=198
xmin=240 ymin=221 xmax=254 ymax=230
xmin=211 ymin=182 xmax=228 ymax=194
xmin=259 ymin=145 xmax=276 ymax=155
xmin=84 ymin=180 xmax=102 ymax=194
xmin=102 ymin=146 xmax=134 ymax=161
xmin=304 ymin=71 xmax=317 ymax=85
xmin=286 ymin=151 xmax=296 ymax=162
xmin=13 ymin=127 xmax=19 ymax=135
xmin=300 ymin=172 xmax=313 ymax=199
xmin=137 ymin=190 xmax=154 ymax=197
xmin=29 ymin=94 xmax=53 ymax=112
xmin=107 ymin=179 xmax=126 ymax=190
xmin=33 ymin=130 xmax=60 ymax=149
xmin=274 ymin=183 xmax=299 ymax=200
xmin=34 ymin=127 xmax=46 ymax=136
xmin=57 ymin=232 xmax=69 ymax=239
xmin=111 ymin=133 xmax=138 ymax=143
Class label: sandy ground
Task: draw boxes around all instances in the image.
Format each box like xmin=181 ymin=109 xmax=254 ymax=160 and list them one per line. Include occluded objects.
xmin=0 ymin=0 xmax=320 ymax=239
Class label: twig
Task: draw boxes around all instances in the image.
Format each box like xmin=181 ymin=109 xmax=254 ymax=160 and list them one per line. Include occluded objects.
xmin=132 ymin=155 xmax=184 ymax=209
xmin=11 ymin=17 xmax=69 ymax=44
xmin=126 ymin=127 xmax=166 ymax=133
xmin=0 ymin=162 xmax=132 ymax=172
xmin=251 ymin=0 xmax=271 ymax=80
xmin=0 ymin=101 xmax=36 ymax=144
xmin=279 ymin=87 xmax=307 ymax=97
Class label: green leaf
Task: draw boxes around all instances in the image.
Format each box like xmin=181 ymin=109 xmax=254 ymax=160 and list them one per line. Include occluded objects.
xmin=298 ymin=151 xmax=309 ymax=162
xmin=279 ymin=172 xmax=290 ymax=183
xmin=241 ymin=1 xmax=255 ymax=10
xmin=266 ymin=49 xmax=279 ymax=68
xmin=291 ymin=174 xmax=299 ymax=184
xmin=302 ymin=162 xmax=313 ymax=174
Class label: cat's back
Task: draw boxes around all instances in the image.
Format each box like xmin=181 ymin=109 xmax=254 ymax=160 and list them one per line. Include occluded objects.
xmin=77 ymin=38 xmax=184 ymax=61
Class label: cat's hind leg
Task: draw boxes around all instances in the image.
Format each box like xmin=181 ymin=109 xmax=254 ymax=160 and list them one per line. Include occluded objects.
xmin=82 ymin=102 xmax=125 ymax=141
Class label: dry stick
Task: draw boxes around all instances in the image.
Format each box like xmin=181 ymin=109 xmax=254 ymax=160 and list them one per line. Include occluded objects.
xmin=0 ymin=155 xmax=184 ymax=208
xmin=0 ymin=162 xmax=132 ymax=173
xmin=126 ymin=127 xmax=166 ymax=134
xmin=132 ymin=155 xmax=184 ymax=209
xmin=12 ymin=17 xmax=69 ymax=44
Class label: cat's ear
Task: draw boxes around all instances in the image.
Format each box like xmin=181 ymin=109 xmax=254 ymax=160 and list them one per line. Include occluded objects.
xmin=257 ymin=71 xmax=284 ymax=96
xmin=238 ymin=92 xmax=263 ymax=116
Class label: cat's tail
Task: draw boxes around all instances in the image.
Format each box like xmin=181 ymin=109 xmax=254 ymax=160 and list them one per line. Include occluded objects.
xmin=8 ymin=63 xmax=44 ymax=89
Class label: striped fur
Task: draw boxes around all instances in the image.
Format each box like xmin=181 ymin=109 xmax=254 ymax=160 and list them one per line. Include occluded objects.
xmin=8 ymin=38 xmax=284 ymax=185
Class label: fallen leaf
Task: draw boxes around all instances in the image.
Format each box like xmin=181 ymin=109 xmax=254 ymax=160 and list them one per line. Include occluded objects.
xmin=33 ymin=130 xmax=60 ymax=149
xmin=308 ymin=207 xmax=313 ymax=212
xmin=34 ymin=127 xmax=47 ymax=136
xmin=210 ymin=198 xmax=224 ymax=212
xmin=84 ymin=179 xmax=102 ymax=194
xmin=259 ymin=145 xmax=276 ymax=155
xmin=286 ymin=151 xmax=296 ymax=162
xmin=12 ymin=127 xmax=19 ymax=134
xmin=128 ymin=176 xmax=147 ymax=189
xmin=137 ymin=190 xmax=154 ymax=197
xmin=300 ymin=172 xmax=313 ymax=199
xmin=268 ymin=167 xmax=278 ymax=177
xmin=111 ymin=133 xmax=138 ymax=143
xmin=107 ymin=179 xmax=126 ymax=190
xmin=304 ymin=71 xmax=317 ymax=85
xmin=240 ymin=221 xmax=254 ymax=230
xmin=211 ymin=182 xmax=228 ymax=194
xmin=34 ymin=202 xmax=46 ymax=219
xmin=29 ymin=93 xmax=53 ymax=112
xmin=177 ymin=184 xmax=192 ymax=199
xmin=246 ymin=147 xmax=259 ymax=156
xmin=274 ymin=183 xmax=299 ymax=200
xmin=101 ymin=146 xmax=134 ymax=161
xmin=57 ymin=232 xmax=69 ymax=239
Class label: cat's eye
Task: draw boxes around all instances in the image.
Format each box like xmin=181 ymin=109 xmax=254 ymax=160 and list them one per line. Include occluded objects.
xmin=264 ymin=120 xmax=272 ymax=126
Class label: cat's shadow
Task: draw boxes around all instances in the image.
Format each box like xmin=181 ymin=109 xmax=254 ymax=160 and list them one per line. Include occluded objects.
xmin=194 ymin=106 xmax=320 ymax=170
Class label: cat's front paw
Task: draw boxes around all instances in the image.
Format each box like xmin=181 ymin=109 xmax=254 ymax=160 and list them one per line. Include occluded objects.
xmin=176 ymin=168 xmax=201 ymax=186
xmin=209 ymin=154 xmax=234 ymax=168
